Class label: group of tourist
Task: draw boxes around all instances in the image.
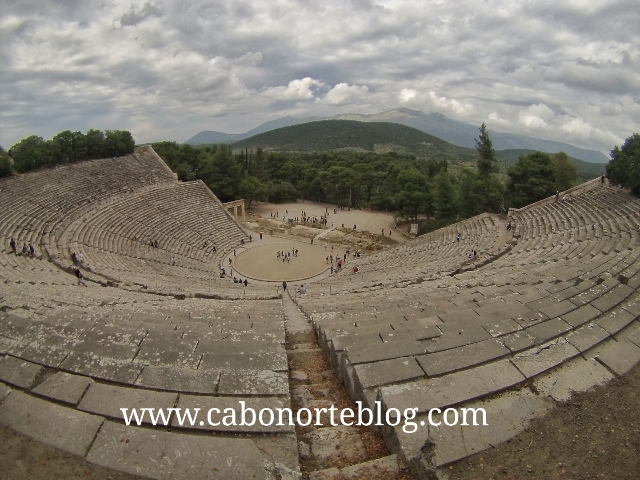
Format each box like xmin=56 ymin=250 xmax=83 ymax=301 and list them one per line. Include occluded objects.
xmin=270 ymin=208 xmax=337 ymax=227
xmin=276 ymin=248 xmax=299 ymax=264
xmin=9 ymin=238 xmax=36 ymax=257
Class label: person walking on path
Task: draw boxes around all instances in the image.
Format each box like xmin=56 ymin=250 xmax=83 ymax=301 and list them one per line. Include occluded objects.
xmin=282 ymin=281 xmax=287 ymax=291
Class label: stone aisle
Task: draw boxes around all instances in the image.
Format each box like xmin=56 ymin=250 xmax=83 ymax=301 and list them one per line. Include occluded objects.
xmin=282 ymin=293 xmax=413 ymax=480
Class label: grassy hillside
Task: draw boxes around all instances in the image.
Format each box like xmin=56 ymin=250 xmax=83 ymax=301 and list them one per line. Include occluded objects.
xmin=229 ymin=120 xmax=478 ymax=163
xmin=225 ymin=120 xmax=604 ymax=180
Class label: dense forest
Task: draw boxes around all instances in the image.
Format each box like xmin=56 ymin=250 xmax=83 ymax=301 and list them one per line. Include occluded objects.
xmin=0 ymin=129 xmax=135 ymax=175
xmin=151 ymin=124 xmax=586 ymax=227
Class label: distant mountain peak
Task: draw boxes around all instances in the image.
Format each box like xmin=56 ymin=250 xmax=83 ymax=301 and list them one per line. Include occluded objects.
xmin=184 ymin=109 xmax=608 ymax=163
xmin=387 ymin=107 xmax=425 ymax=116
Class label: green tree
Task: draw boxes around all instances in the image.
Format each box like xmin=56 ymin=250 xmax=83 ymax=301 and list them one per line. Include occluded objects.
xmin=104 ymin=130 xmax=135 ymax=157
xmin=506 ymin=152 xmax=556 ymax=208
xmin=0 ymin=146 xmax=12 ymax=177
xmin=394 ymin=168 xmax=429 ymax=220
xmin=201 ymin=146 xmax=242 ymax=202
xmin=174 ymin=162 xmax=192 ymax=181
xmin=85 ymin=129 xmax=105 ymax=159
xmin=52 ymin=130 xmax=80 ymax=163
xmin=434 ymin=171 xmax=456 ymax=219
xmin=253 ymin=147 xmax=267 ymax=181
xmin=457 ymin=169 xmax=481 ymax=218
xmin=239 ymin=176 xmax=268 ymax=206
xmin=551 ymin=152 xmax=577 ymax=191
xmin=475 ymin=123 xmax=498 ymax=177
xmin=267 ymin=180 xmax=298 ymax=203
xmin=8 ymin=135 xmax=48 ymax=172
xmin=477 ymin=175 xmax=505 ymax=213
xmin=606 ymin=133 xmax=640 ymax=194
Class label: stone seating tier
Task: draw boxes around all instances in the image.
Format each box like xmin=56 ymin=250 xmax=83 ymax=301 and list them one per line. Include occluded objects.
xmin=0 ymin=294 xmax=298 ymax=478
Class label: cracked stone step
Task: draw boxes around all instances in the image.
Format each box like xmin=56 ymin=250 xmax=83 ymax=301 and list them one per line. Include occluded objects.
xmin=0 ymin=390 xmax=104 ymax=457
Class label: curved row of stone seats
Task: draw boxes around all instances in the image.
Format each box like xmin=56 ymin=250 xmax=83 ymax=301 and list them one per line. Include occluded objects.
xmin=0 ymin=146 xmax=271 ymax=297
xmin=0 ymin=385 xmax=295 ymax=480
xmin=300 ymin=272 xmax=640 ymax=473
xmin=312 ymin=214 xmax=503 ymax=294
xmin=56 ymin=180 xmax=248 ymax=289
xmin=298 ymin=184 xmax=640 ymax=392
xmin=299 ymin=182 xmax=640 ymax=476
xmin=0 ymin=147 xmax=176 ymax=287
xmin=0 ymin=146 xmax=176 ymax=252
xmin=0 ymin=293 xmax=299 ymax=478
xmin=0 ymin=298 xmax=287 ymax=377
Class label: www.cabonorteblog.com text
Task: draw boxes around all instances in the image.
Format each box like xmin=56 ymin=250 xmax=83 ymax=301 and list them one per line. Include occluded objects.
xmin=121 ymin=401 xmax=488 ymax=433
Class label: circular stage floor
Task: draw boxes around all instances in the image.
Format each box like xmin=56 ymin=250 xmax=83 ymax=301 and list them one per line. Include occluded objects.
xmin=233 ymin=241 xmax=329 ymax=282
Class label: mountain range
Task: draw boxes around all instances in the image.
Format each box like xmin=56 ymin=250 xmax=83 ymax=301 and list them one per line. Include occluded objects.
xmin=185 ymin=108 xmax=609 ymax=164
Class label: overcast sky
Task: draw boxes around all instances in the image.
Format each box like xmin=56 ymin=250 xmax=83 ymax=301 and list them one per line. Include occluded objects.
xmin=1 ymin=0 xmax=638 ymax=154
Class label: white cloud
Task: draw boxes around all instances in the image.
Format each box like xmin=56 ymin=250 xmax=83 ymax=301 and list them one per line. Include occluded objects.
xmin=399 ymin=88 xmax=417 ymax=102
xmin=262 ymin=77 xmax=325 ymax=102
xmin=518 ymin=104 xmax=557 ymax=130
xmin=514 ymin=103 xmax=624 ymax=150
xmin=488 ymin=112 xmax=511 ymax=126
xmin=429 ymin=91 xmax=473 ymax=115
xmin=318 ymin=83 xmax=369 ymax=106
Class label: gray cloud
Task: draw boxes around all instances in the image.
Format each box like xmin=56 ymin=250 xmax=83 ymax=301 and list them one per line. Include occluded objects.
xmin=120 ymin=2 xmax=163 ymax=27
xmin=1 ymin=0 xmax=638 ymax=154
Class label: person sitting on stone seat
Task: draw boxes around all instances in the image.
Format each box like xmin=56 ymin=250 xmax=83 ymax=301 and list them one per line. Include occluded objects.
xmin=10 ymin=238 xmax=17 ymax=254
xmin=21 ymin=243 xmax=28 ymax=255
xmin=298 ymin=284 xmax=306 ymax=295
xmin=29 ymin=243 xmax=36 ymax=257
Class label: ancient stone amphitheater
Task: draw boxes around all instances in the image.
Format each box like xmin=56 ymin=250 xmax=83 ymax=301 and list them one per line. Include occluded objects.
xmin=1 ymin=147 xmax=639 ymax=479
